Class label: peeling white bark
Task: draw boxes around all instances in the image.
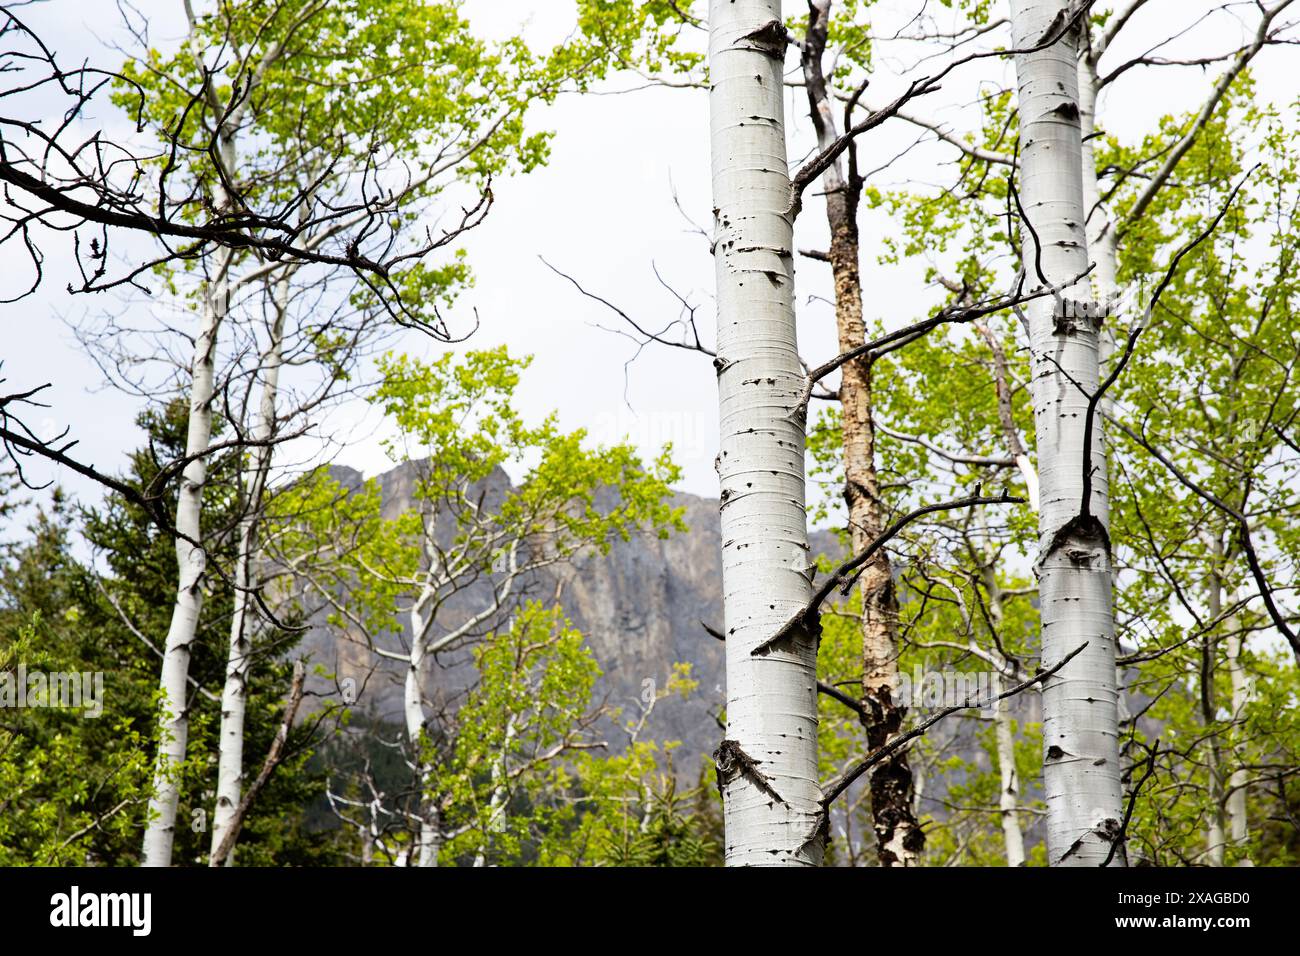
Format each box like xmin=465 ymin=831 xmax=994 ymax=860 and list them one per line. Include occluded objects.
xmin=1010 ymin=0 xmax=1125 ymax=867
xmin=709 ymin=0 xmax=822 ymax=866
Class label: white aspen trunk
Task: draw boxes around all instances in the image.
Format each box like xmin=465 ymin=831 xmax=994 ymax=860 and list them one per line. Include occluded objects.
xmin=1205 ymin=570 xmax=1253 ymax=865
xmin=406 ymin=601 xmax=439 ymax=868
xmin=1204 ymin=561 xmax=1226 ymax=866
xmin=1010 ymin=0 xmax=1125 ymax=867
xmin=361 ymin=824 xmax=374 ymax=866
xmin=639 ymin=787 xmax=655 ymax=833
xmin=415 ymin=814 xmax=441 ymax=869
xmin=1077 ymin=31 xmax=1123 ymax=410
xmin=209 ymin=275 xmax=290 ymax=864
xmin=978 ymin=320 xmax=1042 ymax=513
xmin=993 ymin=681 xmax=1027 ymax=867
xmin=1016 ymin=456 xmax=1042 ymax=514
xmin=141 ymin=238 xmax=235 ymax=867
xmin=1203 ymin=660 xmax=1227 ymax=865
xmin=360 ymin=792 xmax=388 ymax=865
xmin=141 ymin=87 xmax=241 ymax=863
xmin=1225 ymin=623 xmax=1252 ymax=865
xmin=708 ymin=0 xmax=823 ymax=866
xmin=472 ymin=714 xmax=517 ymax=868
xmin=1202 ymin=547 xmax=1246 ymax=866
xmin=981 ymin=561 xmax=1027 ymax=867
xmin=1077 ymin=41 xmax=1120 ymax=314
xmin=1206 ymin=755 xmax=1226 ymax=866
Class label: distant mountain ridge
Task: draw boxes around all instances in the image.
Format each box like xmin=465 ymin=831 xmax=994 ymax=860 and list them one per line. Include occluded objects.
xmin=301 ymin=459 xmax=839 ymax=767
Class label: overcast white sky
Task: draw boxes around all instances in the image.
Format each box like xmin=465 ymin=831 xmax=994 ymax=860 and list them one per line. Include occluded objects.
xmin=4 ymin=1 xmax=1296 ymax=526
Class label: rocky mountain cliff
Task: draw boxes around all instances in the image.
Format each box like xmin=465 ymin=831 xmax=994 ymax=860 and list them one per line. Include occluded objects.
xmin=300 ymin=460 xmax=838 ymax=769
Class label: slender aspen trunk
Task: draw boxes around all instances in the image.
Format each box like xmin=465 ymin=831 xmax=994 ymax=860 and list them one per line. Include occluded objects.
xmin=977 ymin=320 xmax=1041 ymax=513
xmin=1204 ymin=711 xmax=1227 ymax=864
xmin=1077 ymin=26 xmax=1124 ymax=415
xmin=1225 ymin=621 xmax=1252 ymax=864
xmin=992 ymin=678 xmax=1027 ymax=866
xmin=361 ymin=823 xmax=375 ymax=866
xmin=417 ymin=813 xmax=442 ymax=869
xmin=980 ymin=561 xmax=1027 ymax=867
xmin=709 ymin=0 xmax=823 ymax=866
xmin=975 ymin=327 xmax=1036 ymax=867
xmin=1205 ymin=548 xmax=1228 ymax=866
xmin=1010 ymin=0 xmax=1125 ymax=867
xmin=835 ymin=195 xmax=922 ymax=869
xmin=1077 ymin=36 xmax=1120 ymax=317
xmin=210 ymin=275 xmax=290 ymax=863
xmin=473 ymin=714 xmax=516 ymax=867
xmin=800 ymin=0 xmax=921 ymax=867
xmin=141 ymin=236 xmax=236 ymax=867
xmin=1205 ymin=542 xmax=1253 ymax=865
xmin=405 ymin=604 xmax=440 ymax=868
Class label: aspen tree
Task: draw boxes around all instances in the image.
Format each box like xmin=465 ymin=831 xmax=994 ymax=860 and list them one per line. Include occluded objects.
xmin=709 ymin=0 xmax=823 ymax=866
xmin=1009 ymin=0 xmax=1125 ymax=866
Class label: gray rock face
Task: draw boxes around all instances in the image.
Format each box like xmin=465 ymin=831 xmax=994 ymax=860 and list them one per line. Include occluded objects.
xmin=299 ymin=460 xmax=836 ymax=768
xmin=554 ymin=489 xmax=729 ymax=758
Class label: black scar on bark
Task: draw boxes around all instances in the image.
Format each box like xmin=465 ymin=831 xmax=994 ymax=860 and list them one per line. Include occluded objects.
xmin=1054 ymin=819 xmax=1123 ymax=865
xmin=1052 ymin=300 xmax=1103 ymax=336
xmin=751 ymin=609 xmax=822 ymax=658
xmin=1050 ymin=100 xmax=1081 ymax=122
xmin=1043 ymin=512 xmax=1112 ymax=563
xmin=1061 ymin=817 xmax=1125 ymax=866
xmin=1057 ymin=835 xmax=1086 ymax=864
xmin=713 ymin=739 xmax=787 ymax=806
xmin=863 ymin=682 xmax=924 ymax=864
xmin=740 ymin=19 xmax=790 ymax=53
